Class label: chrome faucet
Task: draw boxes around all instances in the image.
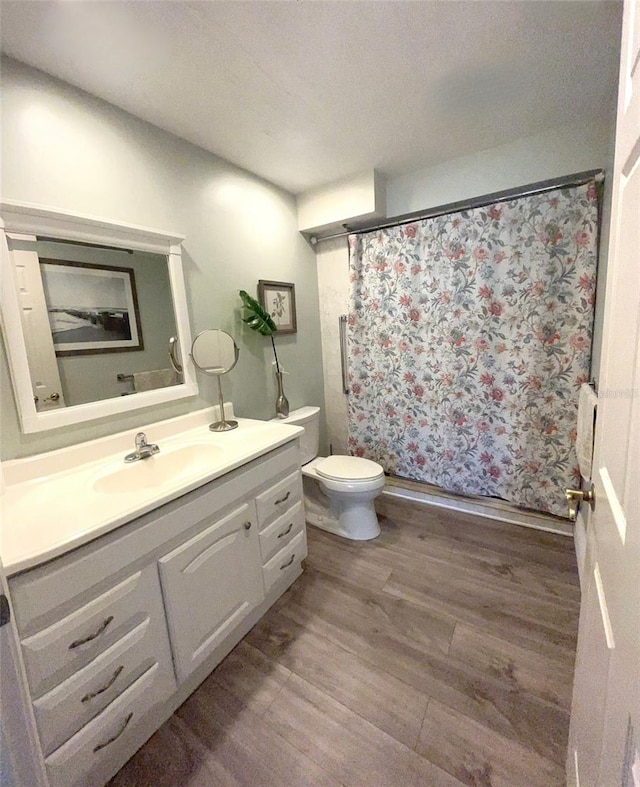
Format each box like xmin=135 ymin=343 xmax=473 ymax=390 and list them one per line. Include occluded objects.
xmin=124 ymin=432 xmax=160 ymax=463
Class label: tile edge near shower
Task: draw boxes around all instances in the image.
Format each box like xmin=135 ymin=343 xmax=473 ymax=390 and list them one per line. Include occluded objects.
xmin=382 ymin=477 xmax=574 ymax=537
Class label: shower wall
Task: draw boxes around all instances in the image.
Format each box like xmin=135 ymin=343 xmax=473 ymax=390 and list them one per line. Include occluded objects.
xmin=316 ymin=238 xmax=350 ymax=455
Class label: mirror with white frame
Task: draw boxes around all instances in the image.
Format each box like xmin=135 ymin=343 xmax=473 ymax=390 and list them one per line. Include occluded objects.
xmin=0 ymin=201 xmax=198 ymax=433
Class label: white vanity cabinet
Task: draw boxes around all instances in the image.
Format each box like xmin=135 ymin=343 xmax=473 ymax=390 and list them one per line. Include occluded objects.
xmin=6 ymin=439 xmax=306 ymax=787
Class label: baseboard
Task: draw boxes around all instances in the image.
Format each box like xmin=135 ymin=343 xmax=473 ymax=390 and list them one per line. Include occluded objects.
xmin=382 ymin=480 xmax=574 ymax=537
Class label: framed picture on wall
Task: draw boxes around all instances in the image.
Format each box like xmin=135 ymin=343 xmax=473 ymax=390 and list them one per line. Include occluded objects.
xmin=258 ymin=280 xmax=297 ymax=334
xmin=39 ymin=259 xmax=144 ymax=355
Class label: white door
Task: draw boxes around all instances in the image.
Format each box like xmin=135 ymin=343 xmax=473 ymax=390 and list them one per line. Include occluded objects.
xmin=5 ymin=233 xmax=65 ymax=411
xmin=567 ymin=1 xmax=640 ymax=785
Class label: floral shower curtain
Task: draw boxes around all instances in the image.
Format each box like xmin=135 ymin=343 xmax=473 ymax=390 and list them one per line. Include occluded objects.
xmin=347 ymin=182 xmax=598 ymax=517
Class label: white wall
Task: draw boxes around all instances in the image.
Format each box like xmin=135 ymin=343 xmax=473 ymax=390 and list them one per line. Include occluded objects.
xmin=315 ymin=238 xmax=350 ymax=455
xmin=1 ymin=58 xmax=326 ymax=459
xmin=298 ymin=170 xmax=386 ymax=235
xmin=316 ymin=120 xmax=615 ymax=450
xmin=386 ymin=122 xmax=611 ymax=217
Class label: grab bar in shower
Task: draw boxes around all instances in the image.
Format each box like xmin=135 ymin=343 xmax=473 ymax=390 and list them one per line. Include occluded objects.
xmin=339 ymin=315 xmax=349 ymax=394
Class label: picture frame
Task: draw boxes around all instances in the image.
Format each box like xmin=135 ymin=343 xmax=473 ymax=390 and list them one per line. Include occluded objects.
xmin=258 ymin=280 xmax=297 ymax=334
xmin=39 ymin=259 xmax=144 ymax=355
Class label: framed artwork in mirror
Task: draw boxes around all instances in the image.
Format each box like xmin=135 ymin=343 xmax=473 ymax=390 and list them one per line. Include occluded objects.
xmin=40 ymin=259 xmax=144 ymax=355
xmin=258 ymin=280 xmax=297 ymax=334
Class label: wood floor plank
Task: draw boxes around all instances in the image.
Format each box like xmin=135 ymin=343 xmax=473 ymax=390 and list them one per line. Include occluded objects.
xmin=276 ymin=567 xmax=570 ymax=766
xmin=264 ymin=673 xmax=465 ymax=787
xmin=281 ymin=561 xmax=457 ymax=656
xmin=301 ymin=528 xmax=395 ymax=591
xmin=375 ymin=507 xmax=580 ymax=597
xmin=109 ymin=714 xmax=241 ymax=787
xmin=176 ymin=680 xmax=342 ymax=787
xmin=382 ymin=559 xmax=578 ymax=660
xmin=313 ymin=520 xmax=580 ymax=609
xmin=448 ymin=622 xmax=576 ymax=712
xmin=417 ymin=698 xmax=565 ymax=787
xmin=376 ymin=496 xmax=579 ymax=572
xmin=207 ymin=639 xmax=291 ymax=716
xmin=247 ymin=608 xmax=430 ymax=749
xmin=440 ymin=538 xmax=580 ymax=604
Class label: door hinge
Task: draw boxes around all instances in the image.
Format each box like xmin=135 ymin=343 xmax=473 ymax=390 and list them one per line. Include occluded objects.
xmin=0 ymin=594 xmax=11 ymax=626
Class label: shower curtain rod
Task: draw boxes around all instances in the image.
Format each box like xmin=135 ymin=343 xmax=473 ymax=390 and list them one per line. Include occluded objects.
xmin=309 ymin=168 xmax=604 ymax=245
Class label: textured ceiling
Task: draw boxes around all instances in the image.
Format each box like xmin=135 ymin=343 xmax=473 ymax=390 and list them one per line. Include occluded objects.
xmin=0 ymin=1 xmax=622 ymax=195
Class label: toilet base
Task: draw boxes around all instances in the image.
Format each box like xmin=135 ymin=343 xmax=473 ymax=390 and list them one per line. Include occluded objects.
xmin=302 ymin=476 xmax=381 ymax=541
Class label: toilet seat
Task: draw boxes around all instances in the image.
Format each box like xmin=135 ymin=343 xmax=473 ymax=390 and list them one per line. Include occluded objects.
xmin=315 ymin=455 xmax=383 ymax=482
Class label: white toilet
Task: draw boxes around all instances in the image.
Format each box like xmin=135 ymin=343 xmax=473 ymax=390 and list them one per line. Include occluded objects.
xmin=275 ymin=406 xmax=385 ymax=540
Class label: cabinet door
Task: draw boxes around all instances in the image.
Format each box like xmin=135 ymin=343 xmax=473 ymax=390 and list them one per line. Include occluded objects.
xmin=158 ymin=503 xmax=264 ymax=682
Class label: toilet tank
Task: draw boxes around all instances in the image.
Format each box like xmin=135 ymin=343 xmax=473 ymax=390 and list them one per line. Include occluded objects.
xmin=275 ymin=406 xmax=320 ymax=464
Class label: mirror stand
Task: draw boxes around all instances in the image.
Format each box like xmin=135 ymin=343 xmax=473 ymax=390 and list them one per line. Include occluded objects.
xmin=210 ymin=376 xmax=238 ymax=432
xmin=190 ymin=328 xmax=240 ymax=432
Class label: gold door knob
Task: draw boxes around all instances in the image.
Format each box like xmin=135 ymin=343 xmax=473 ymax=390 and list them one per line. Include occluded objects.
xmin=565 ymin=484 xmax=596 ymax=520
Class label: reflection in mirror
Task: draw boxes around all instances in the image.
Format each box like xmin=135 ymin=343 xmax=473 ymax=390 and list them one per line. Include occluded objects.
xmin=190 ymin=329 xmax=239 ymax=432
xmin=13 ymin=238 xmax=180 ymax=409
xmin=191 ymin=328 xmax=239 ymax=375
xmin=0 ymin=200 xmax=198 ymax=433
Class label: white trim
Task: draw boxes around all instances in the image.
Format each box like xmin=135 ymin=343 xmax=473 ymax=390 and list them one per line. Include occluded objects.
xmin=0 ymin=200 xmax=184 ymax=253
xmin=0 ymin=202 xmax=197 ymax=434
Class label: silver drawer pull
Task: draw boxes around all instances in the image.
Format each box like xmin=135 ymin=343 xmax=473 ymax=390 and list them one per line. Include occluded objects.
xmin=275 ymin=491 xmax=291 ymax=505
xmin=81 ymin=665 xmax=124 ymax=703
xmin=278 ymin=522 xmax=294 ymax=539
xmin=92 ymin=712 xmax=133 ymax=753
xmin=69 ymin=616 xmax=114 ymax=650
xmin=280 ymin=553 xmax=295 ymax=570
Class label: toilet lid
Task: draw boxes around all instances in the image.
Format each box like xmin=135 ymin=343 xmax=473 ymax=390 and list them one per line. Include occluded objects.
xmin=315 ymin=455 xmax=383 ymax=481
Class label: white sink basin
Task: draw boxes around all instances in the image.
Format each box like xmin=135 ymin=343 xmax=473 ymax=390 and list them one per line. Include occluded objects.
xmin=93 ymin=443 xmax=225 ymax=494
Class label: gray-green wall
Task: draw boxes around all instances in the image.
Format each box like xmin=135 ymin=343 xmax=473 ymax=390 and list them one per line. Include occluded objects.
xmin=1 ymin=57 xmax=325 ymax=459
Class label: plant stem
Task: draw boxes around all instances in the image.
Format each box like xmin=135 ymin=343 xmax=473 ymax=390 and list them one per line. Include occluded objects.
xmin=270 ymin=334 xmax=280 ymax=374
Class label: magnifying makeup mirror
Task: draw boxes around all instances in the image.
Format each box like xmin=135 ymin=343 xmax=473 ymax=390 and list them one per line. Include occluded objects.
xmin=190 ymin=329 xmax=239 ymax=431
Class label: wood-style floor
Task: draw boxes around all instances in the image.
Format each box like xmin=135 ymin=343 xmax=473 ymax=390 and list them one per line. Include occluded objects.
xmin=110 ymin=496 xmax=580 ymax=787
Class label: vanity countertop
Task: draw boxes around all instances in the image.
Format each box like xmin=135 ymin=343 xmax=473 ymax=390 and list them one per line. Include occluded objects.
xmin=0 ymin=407 xmax=302 ymax=576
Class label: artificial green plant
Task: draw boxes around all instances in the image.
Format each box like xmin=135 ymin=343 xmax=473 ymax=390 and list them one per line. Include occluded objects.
xmin=238 ymin=290 xmax=282 ymax=373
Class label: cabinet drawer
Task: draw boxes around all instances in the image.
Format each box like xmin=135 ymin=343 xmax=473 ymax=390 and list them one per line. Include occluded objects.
xmin=262 ymin=530 xmax=307 ymax=595
xmin=21 ymin=567 xmax=158 ymax=699
xmin=44 ymin=661 xmax=173 ymax=787
xmin=255 ymin=471 xmax=302 ymax=530
xmin=33 ymin=615 xmax=174 ymax=756
xmin=259 ymin=501 xmax=305 ymax=563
